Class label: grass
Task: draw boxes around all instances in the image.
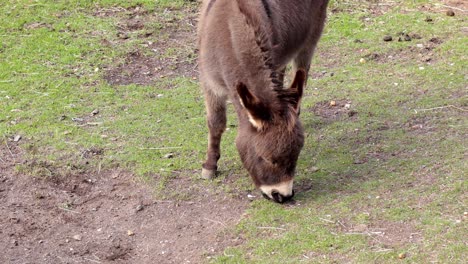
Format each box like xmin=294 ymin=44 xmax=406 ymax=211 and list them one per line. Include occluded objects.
xmin=1 ymin=0 xmax=466 ymax=263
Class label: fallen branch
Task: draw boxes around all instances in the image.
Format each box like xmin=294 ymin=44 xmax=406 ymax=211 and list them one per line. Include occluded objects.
xmin=84 ymin=258 xmax=102 ymax=263
xmin=4 ymin=140 xmax=14 ymax=157
xmin=319 ymin=217 xmax=335 ymax=224
xmin=374 ymin=248 xmax=394 ymax=253
xmin=435 ymin=4 xmax=467 ymax=12
xmin=58 ymin=207 xmax=80 ymax=214
xmin=413 ymin=105 xmax=468 ymax=114
xmin=204 ymin=217 xmax=227 ymax=227
xmin=138 ymin=147 xmax=182 ymax=150
xmin=257 ymin=226 xmax=287 ymax=231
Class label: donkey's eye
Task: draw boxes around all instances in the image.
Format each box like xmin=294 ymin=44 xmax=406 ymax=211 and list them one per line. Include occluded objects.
xmin=266 ymin=158 xmax=278 ymax=166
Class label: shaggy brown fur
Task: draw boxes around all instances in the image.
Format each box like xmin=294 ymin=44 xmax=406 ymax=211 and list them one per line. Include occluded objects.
xmin=198 ymin=0 xmax=329 ymax=203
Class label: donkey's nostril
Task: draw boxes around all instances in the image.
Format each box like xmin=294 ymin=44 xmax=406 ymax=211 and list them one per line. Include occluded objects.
xmin=261 ymin=191 xmax=272 ymax=200
xmin=271 ymin=190 xmax=295 ymax=203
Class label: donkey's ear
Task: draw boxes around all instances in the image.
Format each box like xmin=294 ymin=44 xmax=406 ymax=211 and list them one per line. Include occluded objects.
xmin=237 ymin=82 xmax=271 ymax=130
xmin=289 ymin=69 xmax=306 ymax=112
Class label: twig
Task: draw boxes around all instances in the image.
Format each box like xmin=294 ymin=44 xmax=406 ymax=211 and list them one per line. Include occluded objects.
xmin=58 ymin=207 xmax=80 ymax=214
xmin=0 ymin=80 xmax=13 ymax=83
xmin=223 ymin=252 xmax=234 ymax=257
xmin=4 ymin=140 xmax=14 ymax=157
xmin=257 ymin=226 xmax=287 ymax=231
xmin=204 ymin=217 xmax=227 ymax=227
xmin=138 ymin=147 xmax=182 ymax=150
xmin=345 ymin=232 xmax=368 ymax=235
xmin=319 ymin=217 xmax=335 ymax=224
xmin=84 ymin=258 xmax=102 ymax=263
xmin=413 ymin=105 xmax=468 ymax=113
xmin=153 ymin=200 xmax=174 ymax=203
xmin=374 ymin=248 xmax=394 ymax=253
xmin=346 ymin=231 xmax=383 ymax=236
xmin=55 ymin=80 xmax=65 ymax=89
xmin=337 ymin=220 xmax=347 ymax=229
xmin=435 ymin=4 xmax=467 ymax=12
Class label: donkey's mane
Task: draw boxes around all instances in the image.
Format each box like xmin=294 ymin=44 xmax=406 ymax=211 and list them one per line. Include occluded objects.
xmin=236 ymin=0 xmax=282 ymax=92
xmin=236 ymin=0 xmax=300 ymax=131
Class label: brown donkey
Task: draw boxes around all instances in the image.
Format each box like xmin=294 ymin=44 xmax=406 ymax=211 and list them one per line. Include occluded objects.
xmin=198 ymin=0 xmax=329 ymax=203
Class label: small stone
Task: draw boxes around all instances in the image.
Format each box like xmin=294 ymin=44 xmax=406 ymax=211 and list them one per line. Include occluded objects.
xmin=446 ymin=10 xmax=455 ymax=16
xmin=344 ymin=103 xmax=351 ymax=109
xmin=329 ymin=100 xmax=336 ymax=107
xmin=383 ymin=35 xmax=393 ymax=42
xmin=127 ymin=230 xmax=135 ymax=236
xmin=164 ymin=153 xmax=174 ymax=159
xmin=247 ymin=194 xmax=256 ymax=200
xmin=13 ymin=135 xmax=21 ymax=142
xmin=348 ymin=110 xmax=358 ymax=117
xmin=91 ymin=109 xmax=99 ymax=116
xmin=410 ymin=33 xmax=422 ymax=39
xmin=359 ymin=58 xmax=366 ymax=64
xmin=72 ymin=235 xmax=82 ymax=241
xmin=135 ymin=205 xmax=144 ymax=212
xmin=398 ymin=252 xmax=407 ymax=259
xmin=101 ymin=134 xmax=108 ymax=139
xmin=354 ymin=224 xmax=368 ymax=232
xmin=117 ymin=32 xmax=129 ymax=39
xmin=416 ymin=44 xmax=424 ymax=48
xmin=419 ymin=66 xmax=425 ymax=70
xmin=309 ymin=166 xmax=320 ymax=173
xmin=157 ymin=94 xmax=164 ymax=98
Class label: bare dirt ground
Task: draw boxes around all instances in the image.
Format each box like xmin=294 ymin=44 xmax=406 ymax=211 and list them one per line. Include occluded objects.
xmin=0 ymin=6 xmax=249 ymax=264
xmin=0 ymin=143 xmax=247 ymax=264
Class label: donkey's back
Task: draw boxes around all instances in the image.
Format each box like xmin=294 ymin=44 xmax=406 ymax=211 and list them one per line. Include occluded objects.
xmin=198 ymin=0 xmax=329 ymax=91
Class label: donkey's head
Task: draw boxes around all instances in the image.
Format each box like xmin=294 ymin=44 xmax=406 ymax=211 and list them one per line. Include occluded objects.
xmin=236 ymin=70 xmax=306 ymax=203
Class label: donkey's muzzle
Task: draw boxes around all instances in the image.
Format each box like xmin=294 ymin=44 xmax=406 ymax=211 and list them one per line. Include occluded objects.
xmin=262 ymin=190 xmax=295 ymax=203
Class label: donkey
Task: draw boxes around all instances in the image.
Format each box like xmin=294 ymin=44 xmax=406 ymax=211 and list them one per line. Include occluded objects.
xmin=198 ymin=0 xmax=329 ymax=203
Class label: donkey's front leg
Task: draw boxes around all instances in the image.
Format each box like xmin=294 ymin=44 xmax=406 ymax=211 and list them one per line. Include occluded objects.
xmin=201 ymin=88 xmax=227 ymax=179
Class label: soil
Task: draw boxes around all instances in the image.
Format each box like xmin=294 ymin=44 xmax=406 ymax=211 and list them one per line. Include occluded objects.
xmin=0 ymin=5 xmax=252 ymax=264
xmin=103 ymin=5 xmax=199 ymax=86
xmin=0 ymin=143 xmax=248 ymax=264
xmin=309 ymin=99 xmax=358 ymax=122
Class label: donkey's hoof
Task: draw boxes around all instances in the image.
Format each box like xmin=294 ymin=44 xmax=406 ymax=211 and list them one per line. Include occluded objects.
xmin=201 ymin=168 xmax=216 ymax=179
